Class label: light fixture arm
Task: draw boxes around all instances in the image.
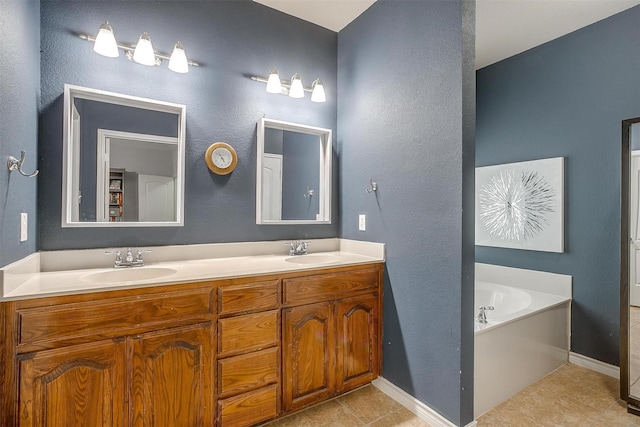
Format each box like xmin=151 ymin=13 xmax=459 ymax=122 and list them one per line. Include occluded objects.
xmin=79 ymin=33 xmax=200 ymax=67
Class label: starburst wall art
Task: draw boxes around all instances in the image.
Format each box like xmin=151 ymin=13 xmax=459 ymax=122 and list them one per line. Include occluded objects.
xmin=475 ymin=157 xmax=564 ymax=252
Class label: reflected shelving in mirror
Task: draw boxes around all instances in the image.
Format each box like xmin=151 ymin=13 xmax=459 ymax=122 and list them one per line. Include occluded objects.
xmin=256 ymin=118 xmax=332 ymax=225
xmin=62 ymin=84 xmax=186 ymax=227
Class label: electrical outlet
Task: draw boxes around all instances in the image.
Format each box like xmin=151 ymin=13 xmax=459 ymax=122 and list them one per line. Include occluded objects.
xmin=358 ymin=214 xmax=366 ymax=231
xmin=20 ymin=213 xmax=28 ymax=242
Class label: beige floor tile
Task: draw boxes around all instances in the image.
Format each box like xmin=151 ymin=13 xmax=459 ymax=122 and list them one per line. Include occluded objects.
xmin=631 ymin=325 xmax=640 ymax=386
xmin=474 ymin=400 xmax=540 ymax=427
xmin=263 ymin=399 xmax=364 ymax=427
xmin=515 ymin=388 xmax=605 ymax=426
xmin=631 ymin=306 xmax=640 ymax=327
xmin=265 ymin=363 xmax=640 ymax=427
xmin=366 ymin=407 xmax=431 ymax=427
xmin=527 ymin=364 xmax=618 ymax=412
xmin=338 ymin=385 xmax=404 ymax=424
xmin=591 ymin=399 xmax=640 ymax=426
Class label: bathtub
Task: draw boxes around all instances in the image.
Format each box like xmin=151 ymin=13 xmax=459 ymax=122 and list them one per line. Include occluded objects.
xmin=474 ymin=263 xmax=571 ymax=418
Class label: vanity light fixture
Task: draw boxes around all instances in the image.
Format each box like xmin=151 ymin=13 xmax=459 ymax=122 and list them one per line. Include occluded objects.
xmin=168 ymin=42 xmax=189 ymax=74
xmin=266 ymin=69 xmax=282 ymax=94
xmin=79 ymin=22 xmax=199 ymax=73
xmin=250 ymin=69 xmax=326 ymax=102
xmin=93 ymin=22 xmax=119 ymax=58
xmin=288 ymin=74 xmax=305 ymax=98
xmin=310 ymin=79 xmax=326 ymax=103
xmin=131 ymin=32 xmax=158 ymax=66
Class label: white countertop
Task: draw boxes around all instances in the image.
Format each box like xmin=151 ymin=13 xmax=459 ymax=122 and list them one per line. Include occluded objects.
xmin=1 ymin=239 xmax=385 ymax=301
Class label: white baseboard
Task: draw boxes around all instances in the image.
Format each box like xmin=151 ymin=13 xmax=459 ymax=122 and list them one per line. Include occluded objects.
xmin=372 ymin=377 xmax=477 ymax=427
xmin=569 ymin=352 xmax=619 ymax=379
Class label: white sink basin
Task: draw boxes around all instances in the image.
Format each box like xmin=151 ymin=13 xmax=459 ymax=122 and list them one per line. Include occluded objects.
xmin=80 ymin=267 xmax=177 ymax=284
xmin=285 ymin=254 xmax=342 ymax=265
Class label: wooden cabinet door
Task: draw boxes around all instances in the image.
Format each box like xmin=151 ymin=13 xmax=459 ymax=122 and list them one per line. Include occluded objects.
xmin=131 ymin=323 xmax=213 ymax=427
xmin=283 ymin=302 xmax=334 ymax=411
xmin=18 ymin=339 xmax=127 ymax=427
xmin=335 ymin=294 xmax=379 ymax=393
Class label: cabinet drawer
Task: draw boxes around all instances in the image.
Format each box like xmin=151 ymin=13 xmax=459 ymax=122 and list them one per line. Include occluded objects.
xmin=218 ymin=384 xmax=278 ymax=427
xmin=283 ymin=266 xmax=379 ymax=306
xmin=218 ymin=310 xmax=279 ymax=357
xmin=218 ymin=347 xmax=279 ymax=397
xmin=17 ymin=288 xmax=214 ymax=351
xmin=218 ymin=280 xmax=279 ymax=316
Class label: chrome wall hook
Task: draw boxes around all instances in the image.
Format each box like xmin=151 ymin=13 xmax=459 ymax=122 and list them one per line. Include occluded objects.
xmin=7 ymin=151 xmax=39 ymax=177
xmin=366 ymin=179 xmax=378 ymax=193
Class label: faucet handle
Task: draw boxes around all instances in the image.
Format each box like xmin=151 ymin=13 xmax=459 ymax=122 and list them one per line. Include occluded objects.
xmin=135 ymin=248 xmax=151 ymax=261
xmin=105 ymin=249 xmax=122 ymax=260
xmin=123 ymin=248 xmax=135 ymax=262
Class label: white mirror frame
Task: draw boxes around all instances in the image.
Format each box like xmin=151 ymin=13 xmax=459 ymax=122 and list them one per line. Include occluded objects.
xmin=256 ymin=118 xmax=332 ymax=225
xmin=62 ymin=84 xmax=186 ymax=227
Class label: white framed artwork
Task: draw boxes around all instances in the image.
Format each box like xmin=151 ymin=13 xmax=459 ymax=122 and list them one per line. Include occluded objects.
xmin=475 ymin=157 xmax=564 ymax=252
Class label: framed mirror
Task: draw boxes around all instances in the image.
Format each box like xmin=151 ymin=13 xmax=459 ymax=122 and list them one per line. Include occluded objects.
xmin=62 ymin=84 xmax=186 ymax=227
xmin=256 ymin=118 xmax=331 ymax=225
xmin=622 ymin=117 xmax=640 ymax=415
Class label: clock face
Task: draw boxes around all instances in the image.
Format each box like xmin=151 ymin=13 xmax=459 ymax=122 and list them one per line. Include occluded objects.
xmin=212 ymin=147 xmax=232 ymax=168
xmin=205 ymin=142 xmax=237 ymax=175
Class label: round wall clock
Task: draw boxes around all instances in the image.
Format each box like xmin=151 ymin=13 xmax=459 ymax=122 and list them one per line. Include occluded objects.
xmin=205 ymin=142 xmax=238 ymax=175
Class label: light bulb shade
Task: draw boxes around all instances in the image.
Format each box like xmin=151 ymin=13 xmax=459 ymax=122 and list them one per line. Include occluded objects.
xmin=266 ymin=69 xmax=282 ymax=93
xmin=311 ymin=79 xmax=326 ymax=103
xmin=168 ymin=42 xmax=189 ymax=73
xmin=133 ymin=32 xmax=157 ymax=66
xmin=93 ymin=22 xmax=119 ymax=58
xmin=289 ymin=74 xmax=304 ymax=98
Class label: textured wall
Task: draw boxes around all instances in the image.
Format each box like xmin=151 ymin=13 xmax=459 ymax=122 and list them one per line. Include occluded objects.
xmin=39 ymin=1 xmax=338 ymax=250
xmin=476 ymin=6 xmax=640 ymax=365
xmin=338 ymin=1 xmax=475 ymax=424
xmin=0 ymin=1 xmax=40 ymax=267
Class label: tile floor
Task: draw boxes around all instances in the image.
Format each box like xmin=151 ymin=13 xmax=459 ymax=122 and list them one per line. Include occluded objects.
xmin=263 ymin=364 xmax=640 ymax=426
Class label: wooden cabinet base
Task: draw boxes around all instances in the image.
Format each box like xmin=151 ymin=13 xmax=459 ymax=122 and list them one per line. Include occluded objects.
xmin=218 ymin=384 xmax=279 ymax=427
xmin=18 ymin=339 xmax=127 ymax=427
xmin=1 ymin=264 xmax=382 ymax=427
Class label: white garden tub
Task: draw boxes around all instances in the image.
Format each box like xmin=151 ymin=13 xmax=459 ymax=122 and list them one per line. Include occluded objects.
xmin=474 ymin=263 xmax=572 ymax=418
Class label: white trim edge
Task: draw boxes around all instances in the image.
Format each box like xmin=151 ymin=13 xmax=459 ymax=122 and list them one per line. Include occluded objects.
xmin=569 ymin=352 xmax=619 ymax=379
xmin=372 ymin=377 xmax=477 ymax=427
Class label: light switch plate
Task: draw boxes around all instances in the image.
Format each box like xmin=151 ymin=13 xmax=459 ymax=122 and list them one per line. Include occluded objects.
xmin=20 ymin=213 xmax=28 ymax=242
xmin=358 ymin=214 xmax=366 ymax=231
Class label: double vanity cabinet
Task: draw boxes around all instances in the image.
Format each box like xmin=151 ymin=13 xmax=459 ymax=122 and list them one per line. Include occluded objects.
xmin=0 ymin=262 xmax=382 ymax=426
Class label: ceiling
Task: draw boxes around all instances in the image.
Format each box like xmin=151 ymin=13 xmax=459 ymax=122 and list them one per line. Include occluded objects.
xmin=254 ymin=0 xmax=640 ymax=69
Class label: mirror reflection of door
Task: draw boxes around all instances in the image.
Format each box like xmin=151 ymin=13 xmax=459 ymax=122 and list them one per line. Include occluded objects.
xmin=630 ymin=123 xmax=640 ymax=398
xmin=95 ymin=130 xmax=178 ymax=222
xmin=138 ymin=175 xmax=176 ymax=222
xmin=262 ymin=154 xmax=283 ymax=221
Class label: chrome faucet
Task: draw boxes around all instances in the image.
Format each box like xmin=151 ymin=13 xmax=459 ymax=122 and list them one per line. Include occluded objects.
xmin=106 ymin=248 xmax=149 ymax=268
xmin=286 ymin=241 xmax=310 ymax=256
xmin=477 ymin=306 xmax=494 ymax=324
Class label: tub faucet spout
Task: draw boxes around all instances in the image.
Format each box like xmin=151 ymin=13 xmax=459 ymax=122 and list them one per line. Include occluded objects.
xmin=477 ymin=306 xmax=494 ymax=324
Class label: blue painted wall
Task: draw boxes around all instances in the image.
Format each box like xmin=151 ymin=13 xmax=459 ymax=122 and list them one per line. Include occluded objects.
xmin=0 ymin=1 xmax=40 ymax=267
xmin=39 ymin=1 xmax=338 ymax=250
xmin=476 ymin=6 xmax=640 ymax=365
xmin=337 ymin=1 xmax=475 ymax=425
